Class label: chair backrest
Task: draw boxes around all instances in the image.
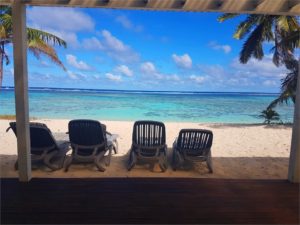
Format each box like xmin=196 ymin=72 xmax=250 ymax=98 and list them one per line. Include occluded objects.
xmin=177 ymin=129 xmax=213 ymax=156
xmin=68 ymin=119 xmax=106 ymax=146
xmin=132 ymin=120 xmax=166 ymax=147
xmin=8 ymin=122 xmax=57 ymax=151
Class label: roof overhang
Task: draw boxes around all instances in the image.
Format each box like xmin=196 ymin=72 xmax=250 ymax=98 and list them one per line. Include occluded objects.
xmin=2 ymin=0 xmax=300 ymax=16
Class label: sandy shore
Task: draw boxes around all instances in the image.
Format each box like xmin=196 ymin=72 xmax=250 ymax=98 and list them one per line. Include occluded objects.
xmin=0 ymin=119 xmax=293 ymax=179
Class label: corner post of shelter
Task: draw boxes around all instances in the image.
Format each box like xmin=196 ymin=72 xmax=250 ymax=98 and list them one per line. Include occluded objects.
xmin=12 ymin=0 xmax=32 ymax=181
xmin=288 ymin=58 xmax=300 ymax=183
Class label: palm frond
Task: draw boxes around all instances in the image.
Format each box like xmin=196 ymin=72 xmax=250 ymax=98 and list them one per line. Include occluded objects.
xmin=277 ymin=16 xmax=300 ymax=32
xmin=27 ymin=28 xmax=67 ymax=48
xmin=233 ymin=15 xmax=264 ymax=40
xmin=0 ymin=25 xmax=7 ymax=39
xmin=28 ymin=39 xmax=66 ymax=71
xmin=0 ymin=43 xmax=9 ymax=65
xmin=240 ymin=23 xmax=265 ymax=63
xmin=259 ymin=108 xmax=280 ymax=124
xmin=267 ymin=59 xmax=298 ymax=108
xmin=0 ymin=13 xmax=12 ymax=32
xmin=217 ymin=13 xmax=239 ymax=22
xmin=267 ymin=89 xmax=294 ymax=109
xmin=278 ymin=30 xmax=300 ymax=52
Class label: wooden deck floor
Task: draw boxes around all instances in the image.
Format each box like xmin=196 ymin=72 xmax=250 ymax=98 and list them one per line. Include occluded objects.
xmin=1 ymin=178 xmax=299 ymax=224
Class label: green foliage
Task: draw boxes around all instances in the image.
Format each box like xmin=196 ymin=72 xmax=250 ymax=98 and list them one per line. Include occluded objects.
xmin=218 ymin=14 xmax=300 ymax=66
xmin=0 ymin=6 xmax=67 ymax=87
xmin=259 ymin=108 xmax=281 ymax=124
xmin=218 ymin=14 xmax=299 ymax=109
xmin=268 ymin=58 xmax=298 ymax=109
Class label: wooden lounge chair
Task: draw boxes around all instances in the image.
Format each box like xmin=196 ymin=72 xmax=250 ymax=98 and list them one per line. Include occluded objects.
xmin=65 ymin=119 xmax=117 ymax=172
xmin=6 ymin=122 xmax=69 ymax=171
xmin=127 ymin=120 xmax=168 ymax=172
xmin=172 ymin=129 xmax=213 ymax=173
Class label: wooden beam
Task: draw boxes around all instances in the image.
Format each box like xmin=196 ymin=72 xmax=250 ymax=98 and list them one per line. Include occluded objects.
xmin=12 ymin=0 xmax=32 ymax=182
xmin=2 ymin=0 xmax=299 ymax=15
xmin=288 ymin=58 xmax=300 ymax=183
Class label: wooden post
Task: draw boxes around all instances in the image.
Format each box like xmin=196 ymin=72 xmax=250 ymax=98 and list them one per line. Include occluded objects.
xmin=288 ymin=58 xmax=300 ymax=183
xmin=12 ymin=0 xmax=32 ymax=181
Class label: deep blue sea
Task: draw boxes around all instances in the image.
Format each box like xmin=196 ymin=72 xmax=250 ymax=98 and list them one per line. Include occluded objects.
xmin=0 ymin=87 xmax=294 ymax=123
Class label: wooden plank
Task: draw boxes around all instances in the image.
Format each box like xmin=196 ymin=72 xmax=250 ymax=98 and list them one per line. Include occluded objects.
xmin=12 ymin=0 xmax=32 ymax=181
xmin=288 ymin=58 xmax=300 ymax=183
xmin=2 ymin=0 xmax=300 ymax=15
xmin=1 ymin=178 xmax=299 ymax=224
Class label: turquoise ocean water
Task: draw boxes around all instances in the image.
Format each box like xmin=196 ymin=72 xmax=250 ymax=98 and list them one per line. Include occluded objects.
xmin=0 ymin=87 xmax=294 ymax=123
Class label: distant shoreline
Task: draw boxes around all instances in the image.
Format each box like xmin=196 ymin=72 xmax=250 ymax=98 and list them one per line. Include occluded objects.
xmin=0 ymin=115 xmax=293 ymax=127
xmin=1 ymin=86 xmax=280 ymax=95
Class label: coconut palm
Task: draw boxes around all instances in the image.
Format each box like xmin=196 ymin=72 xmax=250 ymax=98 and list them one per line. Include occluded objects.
xmin=0 ymin=6 xmax=66 ymax=88
xmin=218 ymin=14 xmax=299 ymax=110
xmin=259 ymin=108 xmax=281 ymax=124
xmin=218 ymin=14 xmax=300 ymax=66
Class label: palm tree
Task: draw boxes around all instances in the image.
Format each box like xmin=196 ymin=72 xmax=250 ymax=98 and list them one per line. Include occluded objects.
xmin=259 ymin=108 xmax=281 ymax=124
xmin=218 ymin=14 xmax=300 ymax=109
xmin=0 ymin=6 xmax=66 ymax=88
xmin=218 ymin=14 xmax=299 ymax=66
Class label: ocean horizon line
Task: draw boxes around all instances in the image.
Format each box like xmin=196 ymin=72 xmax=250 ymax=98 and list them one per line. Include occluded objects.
xmin=2 ymin=86 xmax=280 ymax=95
xmin=1 ymin=86 xmax=293 ymax=123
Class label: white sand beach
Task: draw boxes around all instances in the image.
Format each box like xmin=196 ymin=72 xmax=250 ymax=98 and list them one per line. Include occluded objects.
xmin=0 ymin=119 xmax=293 ymax=179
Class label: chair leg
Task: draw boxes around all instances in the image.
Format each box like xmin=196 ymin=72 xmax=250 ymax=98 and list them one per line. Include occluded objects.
xmin=14 ymin=160 xmax=18 ymax=170
xmin=172 ymin=150 xmax=180 ymax=171
xmin=206 ymin=151 xmax=213 ymax=173
xmin=105 ymin=147 xmax=112 ymax=167
xmin=95 ymin=151 xmax=106 ymax=172
xmin=95 ymin=162 xmax=106 ymax=172
xmin=64 ymin=155 xmax=73 ymax=172
xmin=113 ymin=140 xmax=118 ymax=154
xmin=44 ymin=150 xmax=60 ymax=171
xmin=159 ymin=154 xmax=168 ymax=172
xmin=127 ymin=150 xmax=137 ymax=171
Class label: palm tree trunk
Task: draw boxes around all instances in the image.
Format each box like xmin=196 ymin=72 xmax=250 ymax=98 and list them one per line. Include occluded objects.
xmin=0 ymin=43 xmax=4 ymax=89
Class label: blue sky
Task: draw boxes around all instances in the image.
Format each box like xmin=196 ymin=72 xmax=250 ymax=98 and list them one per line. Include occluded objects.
xmin=2 ymin=7 xmax=290 ymax=92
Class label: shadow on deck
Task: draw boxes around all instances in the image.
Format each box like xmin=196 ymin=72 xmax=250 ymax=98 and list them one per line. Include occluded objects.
xmin=1 ymin=178 xmax=299 ymax=224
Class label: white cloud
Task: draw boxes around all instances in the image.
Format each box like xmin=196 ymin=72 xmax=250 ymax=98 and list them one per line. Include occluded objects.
xmin=231 ymin=55 xmax=287 ymax=78
xmin=263 ymin=80 xmax=278 ymax=87
xmin=81 ymin=30 xmax=139 ymax=63
xmin=67 ymin=70 xmax=79 ymax=80
xmin=172 ymin=54 xmax=192 ymax=69
xmin=27 ymin=7 xmax=95 ymax=49
xmin=66 ymin=54 xmax=92 ymax=71
xmin=82 ymin=37 xmax=104 ymax=50
xmin=102 ymin=30 xmax=127 ymax=52
xmin=106 ymin=73 xmax=122 ymax=82
xmin=209 ymin=42 xmax=232 ymax=54
xmin=115 ymin=15 xmax=143 ymax=32
xmin=189 ymin=75 xmax=206 ymax=84
xmin=55 ymin=31 xmax=80 ymax=48
xmin=140 ymin=62 xmax=167 ymax=79
xmin=93 ymin=75 xmax=101 ymax=80
xmin=140 ymin=62 xmax=157 ymax=74
xmin=115 ymin=65 xmax=133 ymax=77
xmin=166 ymin=74 xmax=181 ymax=81
xmin=67 ymin=70 xmax=87 ymax=80
xmin=27 ymin=7 xmax=94 ymax=32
